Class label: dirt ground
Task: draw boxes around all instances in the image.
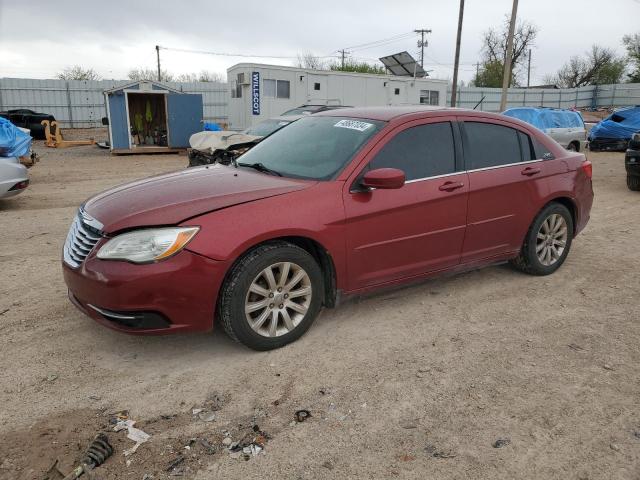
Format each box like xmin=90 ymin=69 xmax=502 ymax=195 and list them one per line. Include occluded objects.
xmin=0 ymin=133 xmax=638 ymax=480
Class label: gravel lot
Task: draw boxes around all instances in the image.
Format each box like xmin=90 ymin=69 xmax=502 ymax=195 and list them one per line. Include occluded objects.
xmin=0 ymin=137 xmax=638 ymax=479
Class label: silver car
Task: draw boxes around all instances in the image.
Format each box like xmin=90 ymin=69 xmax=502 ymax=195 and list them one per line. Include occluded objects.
xmin=0 ymin=157 xmax=29 ymax=199
xmin=502 ymin=107 xmax=587 ymax=152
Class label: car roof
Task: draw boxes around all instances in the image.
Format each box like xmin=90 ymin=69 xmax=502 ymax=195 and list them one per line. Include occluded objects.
xmin=314 ymin=105 xmax=501 ymax=122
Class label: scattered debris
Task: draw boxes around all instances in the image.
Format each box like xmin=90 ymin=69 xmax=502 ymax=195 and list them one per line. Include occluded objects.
xmin=425 ymin=444 xmax=456 ymax=459
xmin=166 ymin=455 xmax=185 ymax=472
xmin=567 ymin=343 xmax=584 ymax=352
xmin=43 ymin=460 xmax=65 ymax=480
xmin=88 ymin=395 xmax=101 ymax=401
xmin=46 ymin=374 xmax=58 ymax=382
xmin=114 ymin=419 xmax=151 ymax=456
xmin=322 ymin=460 xmax=334 ymax=470
xmin=603 ymin=364 xmax=615 ymax=371
xmin=0 ymin=308 xmax=9 ymax=316
xmin=199 ymin=438 xmax=216 ymax=455
xmin=108 ymin=410 xmax=129 ymax=424
xmin=198 ymin=411 xmax=216 ymax=422
xmin=610 ymin=443 xmax=620 ymax=452
xmin=295 ymin=409 xmax=311 ymax=423
xmin=633 ymin=430 xmax=640 ymax=440
xmin=399 ymin=454 xmax=416 ymax=462
xmin=61 ymin=433 xmax=113 ymax=480
xmin=222 ymin=437 xmax=233 ymax=446
xmin=493 ymin=438 xmax=511 ymax=448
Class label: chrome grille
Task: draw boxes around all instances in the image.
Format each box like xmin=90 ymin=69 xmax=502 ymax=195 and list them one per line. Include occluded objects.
xmin=63 ymin=211 xmax=103 ymax=268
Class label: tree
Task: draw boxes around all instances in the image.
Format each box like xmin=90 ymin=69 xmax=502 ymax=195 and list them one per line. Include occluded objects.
xmin=296 ymin=52 xmax=326 ymax=70
xmin=623 ymin=33 xmax=640 ymax=82
xmin=472 ymin=60 xmax=505 ymax=88
xmin=473 ymin=16 xmax=538 ymax=87
xmin=128 ymin=68 xmax=174 ymax=82
xmin=176 ymin=71 xmax=225 ymax=83
xmin=57 ymin=65 xmax=100 ymax=81
xmin=549 ymin=45 xmax=627 ymax=87
xmin=329 ymin=60 xmax=386 ymax=75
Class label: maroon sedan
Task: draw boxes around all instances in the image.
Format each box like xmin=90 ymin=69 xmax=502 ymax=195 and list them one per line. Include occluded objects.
xmin=63 ymin=107 xmax=593 ymax=350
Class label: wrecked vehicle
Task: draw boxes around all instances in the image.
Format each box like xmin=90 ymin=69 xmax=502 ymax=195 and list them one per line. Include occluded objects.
xmin=0 ymin=119 xmax=32 ymax=199
xmin=187 ymin=116 xmax=301 ymax=167
xmin=588 ymin=106 xmax=640 ymax=151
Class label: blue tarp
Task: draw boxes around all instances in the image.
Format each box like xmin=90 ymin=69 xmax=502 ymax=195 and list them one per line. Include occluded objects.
xmin=203 ymin=122 xmax=222 ymax=131
xmin=502 ymin=107 xmax=584 ymax=131
xmin=588 ymin=106 xmax=640 ymax=140
xmin=0 ymin=117 xmax=32 ymax=157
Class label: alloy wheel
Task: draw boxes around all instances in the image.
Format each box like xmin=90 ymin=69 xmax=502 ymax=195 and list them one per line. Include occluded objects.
xmin=244 ymin=262 xmax=312 ymax=337
xmin=536 ymin=214 xmax=568 ymax=266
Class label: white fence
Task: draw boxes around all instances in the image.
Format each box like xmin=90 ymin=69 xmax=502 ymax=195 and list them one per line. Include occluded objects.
xmin=2 ymin=78 xmax=640 ymax=128
xmin=447 ymin=83 xmax=640 ymax=112
xmin=0 ymin=78 xmax=229 ymax=128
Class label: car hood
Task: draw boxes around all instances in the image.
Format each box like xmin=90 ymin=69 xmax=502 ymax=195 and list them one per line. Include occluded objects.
xmin=83 ymin=164 xmax=314 ymax=233
xmin=189 ymin=130 xmax=262 ymax=153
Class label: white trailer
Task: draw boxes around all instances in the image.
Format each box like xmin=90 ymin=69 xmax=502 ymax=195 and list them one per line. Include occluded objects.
xmin=227 ymin=63 xmax=448 ymax=130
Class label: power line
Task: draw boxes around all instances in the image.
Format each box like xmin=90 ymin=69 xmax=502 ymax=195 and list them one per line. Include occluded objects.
xmin=158 ymin=46 xmax=331 ymax=60
xmin=344 ymin=32 xmax=414 ymax=51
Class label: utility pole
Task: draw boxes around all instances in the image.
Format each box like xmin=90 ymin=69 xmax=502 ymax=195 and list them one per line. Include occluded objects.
xmin=338 ymin=49 xmax=348 ymax=69
xmin=499 ymin=0 xmax=519 ymax=111
xmin=155 ymin=45 xmax=161 ymax=82
xmin=527 ymin=49 xmax=532 ymax=87
xmin=414 ymin=28 xmax=432 ymax=70
xmin=450 ymin=0 xmax=465 ymax=107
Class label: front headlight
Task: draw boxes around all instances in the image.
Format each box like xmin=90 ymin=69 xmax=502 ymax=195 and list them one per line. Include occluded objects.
xmin=97 ymin=227 xmax=199 ymax=263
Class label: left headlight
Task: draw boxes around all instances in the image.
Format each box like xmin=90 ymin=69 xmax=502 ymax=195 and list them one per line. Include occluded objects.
xmin=97 ymin=227 xmax=199 ymax=264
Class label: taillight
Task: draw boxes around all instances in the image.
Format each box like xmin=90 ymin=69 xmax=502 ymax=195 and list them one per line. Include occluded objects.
xmin=581 ymin=160 xmax=592 ymax=179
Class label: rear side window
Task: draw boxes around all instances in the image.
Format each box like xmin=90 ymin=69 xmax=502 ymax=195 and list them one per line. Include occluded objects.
xmin=463 ymin=122 xmax=521 ymax=169
xmin=518 ymin=131 xmax=535 ymax=162
xmin=532 ymin=137 xmax=553 ymax=160
xmin=369 ymin=122 xmax=456 ymax=180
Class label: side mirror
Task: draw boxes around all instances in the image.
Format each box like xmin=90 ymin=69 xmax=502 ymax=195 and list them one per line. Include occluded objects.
xmin=361 ymin=168 xmax=406 ymax=190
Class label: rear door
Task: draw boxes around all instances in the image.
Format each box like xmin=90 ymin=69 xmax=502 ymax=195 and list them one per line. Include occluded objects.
xmin=167 ymin=93 xmax=203 ymax=148
xmin=459 ymin=118 xmax=551 ymax=263
xmin=343 ymin=118 xmax=468 ymax=289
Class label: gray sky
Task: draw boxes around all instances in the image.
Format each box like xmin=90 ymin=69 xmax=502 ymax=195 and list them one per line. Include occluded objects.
xmin=1 ymin=0 xmax=638 ymax=84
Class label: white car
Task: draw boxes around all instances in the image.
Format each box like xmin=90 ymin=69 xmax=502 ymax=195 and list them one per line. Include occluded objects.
xmin=0 ymin=157 xmax=29 ymax=199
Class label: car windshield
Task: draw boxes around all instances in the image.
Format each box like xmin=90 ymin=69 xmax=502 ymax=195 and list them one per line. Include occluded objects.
xmin=244 ymin=119 xmax=292 ymax=137
xmin=237 ymin=116 xmax=385 ymax=180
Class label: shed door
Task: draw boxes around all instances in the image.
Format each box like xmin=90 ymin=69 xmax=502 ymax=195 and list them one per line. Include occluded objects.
xmin=108 ymin=93 xmax=129 ymax=149
xmin=167 ymin=94 xmax=203 ymax=148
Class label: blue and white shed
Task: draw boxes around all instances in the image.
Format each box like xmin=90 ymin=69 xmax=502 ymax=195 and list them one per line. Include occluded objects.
xmin=104 ymin=80 xmax=202 ymax=154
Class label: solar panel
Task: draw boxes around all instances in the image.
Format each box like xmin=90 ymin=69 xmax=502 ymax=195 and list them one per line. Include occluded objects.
xmin=379 ymin=51 xmax=426 ymax=77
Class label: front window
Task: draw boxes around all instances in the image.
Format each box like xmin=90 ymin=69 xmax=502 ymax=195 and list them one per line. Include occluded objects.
xmin=237 ymin=116 xmax=385 ymax=180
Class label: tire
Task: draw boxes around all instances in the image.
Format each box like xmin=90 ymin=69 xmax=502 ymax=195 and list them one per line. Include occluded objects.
xmin=218 ymin=241 xmax=324 ymax=350
xmin=510 ymin=202 xmax=574 ymax=276
xmin=628 ymin=175 xmax=640 ymax=191
xmin=567 ymin=142 xmax=578 ymax=152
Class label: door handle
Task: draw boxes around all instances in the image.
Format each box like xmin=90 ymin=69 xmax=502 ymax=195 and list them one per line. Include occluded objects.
xmin=521 ymin=167 xmax=541 ymax=176
xmin=439 ymin=181 xmax=464 ymax=192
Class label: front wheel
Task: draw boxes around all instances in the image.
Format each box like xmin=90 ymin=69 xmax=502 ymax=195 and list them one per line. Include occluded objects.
xmin=218 ymin=241 xmax=323 ymax=350
xmin=627 ymin=175 xmax=640 ymax=191
xmin=510 ymin=203 xmax=574 ymax=276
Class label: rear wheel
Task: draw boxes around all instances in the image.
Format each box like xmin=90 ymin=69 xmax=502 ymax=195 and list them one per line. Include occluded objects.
xmin=567 ymin=142 xmax=578 ymax=152
xmin=510 ymin=203 xmax=574 ymax=276
xmin=218 ymin=241 xmax=323 ymax=350
xmin=627 ymin=175 xmax=640 ymax=191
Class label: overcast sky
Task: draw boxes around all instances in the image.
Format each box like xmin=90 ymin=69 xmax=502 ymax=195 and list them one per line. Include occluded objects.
xmin=1 ymin=0 xmax=638 ymax=84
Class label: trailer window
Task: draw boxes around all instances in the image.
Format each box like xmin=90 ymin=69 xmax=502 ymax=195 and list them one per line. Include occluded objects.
xmin=264 ymin=79 xmax=290 ymax=99
xmin=420 ymin=90 xmax=439 ymax=105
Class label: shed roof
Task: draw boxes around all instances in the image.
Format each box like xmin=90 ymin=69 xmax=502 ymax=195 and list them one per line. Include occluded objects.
xmin=103 ymin=79 xmax=182 ymax=94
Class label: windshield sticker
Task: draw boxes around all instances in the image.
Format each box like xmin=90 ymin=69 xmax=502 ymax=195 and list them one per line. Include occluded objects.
xmin=334 ymin=119 xmax=374 ymax=132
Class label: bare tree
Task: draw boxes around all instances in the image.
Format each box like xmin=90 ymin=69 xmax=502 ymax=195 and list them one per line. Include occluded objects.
xmin=296 ymin=52 xmax=325 ymax=70
xmin=128 ymin=68 xmax=174 ymax=82
xmin=623 ymin=33 xmax=640 ymax=82
xmin=549 ymin=45 xmax=627 ymax=87
xmin=57 ymin=65 xmax=100 ymax=81
xmin=474 ymin=16 xmax=538 ymax=87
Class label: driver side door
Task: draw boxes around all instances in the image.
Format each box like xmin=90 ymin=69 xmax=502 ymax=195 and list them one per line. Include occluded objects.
xmin=343 ymin=118 xmax=469 ymax=291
